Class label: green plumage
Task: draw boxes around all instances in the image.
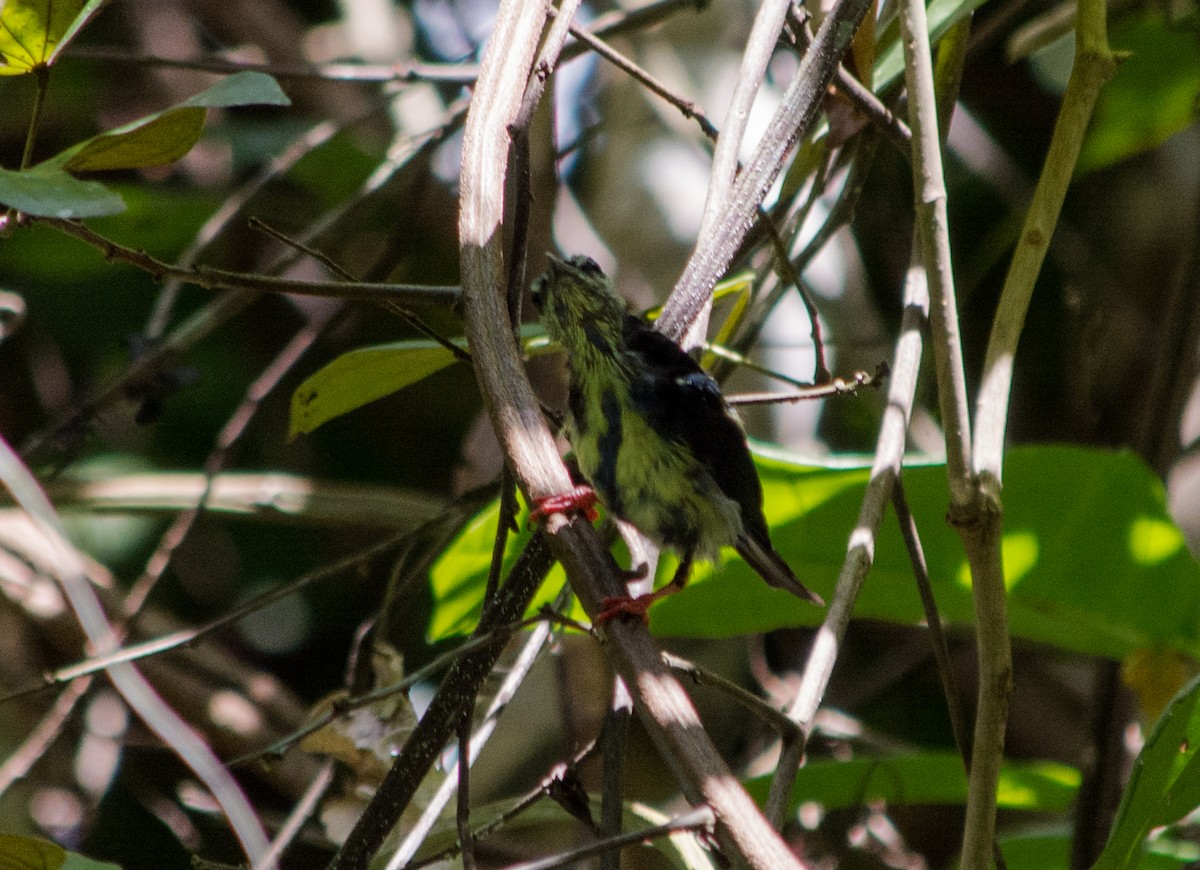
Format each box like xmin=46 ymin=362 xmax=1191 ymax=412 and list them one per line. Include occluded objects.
xmin=531 ymin=254 xmax=822 ymax=607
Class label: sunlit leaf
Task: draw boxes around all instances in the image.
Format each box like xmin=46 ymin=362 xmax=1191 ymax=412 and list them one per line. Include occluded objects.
xmin=425 ymin=495 xmax=583 ymax=641
xmin=745 ymin=751 xmax=1079 ymax=813
xmin=649 ymin=446 xmax=1200 ymax=659
xmin=1001 ymin=833 xmax=1195 ymax=869
xmin=873 ymin=0 xmax=990 ymax=91
xmin=58 ymin=109 xmax=207 ymax=172
xmin=427 ymin=445 xmax=1200 ymax=655
xmin=0 ymin=0 xmax=108 ymax=75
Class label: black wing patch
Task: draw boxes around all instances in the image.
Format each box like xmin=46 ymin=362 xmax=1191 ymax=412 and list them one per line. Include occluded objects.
xmin=621 ymin=316 xmax=771 ymax=544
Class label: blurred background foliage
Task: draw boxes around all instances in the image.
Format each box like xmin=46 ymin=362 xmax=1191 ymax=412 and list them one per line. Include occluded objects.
xmin=0 ymin=0 xmax=1198 ymax=867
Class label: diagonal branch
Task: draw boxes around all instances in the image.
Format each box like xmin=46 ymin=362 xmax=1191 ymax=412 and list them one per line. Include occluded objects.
xmin=457 ymin=1 xmax=806 ymax=867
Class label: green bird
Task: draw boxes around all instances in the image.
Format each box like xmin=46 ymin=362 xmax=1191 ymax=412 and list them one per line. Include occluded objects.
xmin=530 ymin=254 xmax=823 ymax=619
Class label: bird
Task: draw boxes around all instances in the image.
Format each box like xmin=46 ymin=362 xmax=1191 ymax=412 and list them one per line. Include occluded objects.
xmin=529 ymin=253 xmax=823 ymax=621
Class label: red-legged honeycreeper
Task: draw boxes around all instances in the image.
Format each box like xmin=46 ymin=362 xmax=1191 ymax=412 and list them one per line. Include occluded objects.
xmin=530 ymin=254 xmax=823 ymax=617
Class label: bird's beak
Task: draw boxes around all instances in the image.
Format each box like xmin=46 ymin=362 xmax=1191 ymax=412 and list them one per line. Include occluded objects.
xmin=545 ymin=252 xmax=566 ymax=274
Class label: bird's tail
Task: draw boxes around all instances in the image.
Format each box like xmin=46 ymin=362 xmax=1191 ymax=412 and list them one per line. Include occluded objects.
xmin=735 ymin=535 xmax=824 ymax=606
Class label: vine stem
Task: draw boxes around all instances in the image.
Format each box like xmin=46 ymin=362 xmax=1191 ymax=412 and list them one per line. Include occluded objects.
xmin=961 ymin=0 xmax=1117 ymax=864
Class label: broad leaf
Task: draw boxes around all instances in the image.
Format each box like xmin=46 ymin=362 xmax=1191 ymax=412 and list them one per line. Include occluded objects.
xmin=1095 ymin=675 xmax=1200 ymax=868
xmin=0 ymin=833 xmax=122 ymax=869
xmin=649 ymin=445 xmax=1200 ymax=663
xmin=1001 ymin=834 xmax=1194 ymax=869
xmin=0 ymin=163 xmax=125 ymax=217
xmin=1077 ymin=12 xmax=1200 ymax=174
xmin=0 ymin=0 xmax=108 ymax=75
xmin=426 ymin=495 xmax=580 ymax=641
xmin=43 ymin=72 xmax=290 ymax=173
xmin=290 ymin=325 xmax=549 ymax=439
xmin=745 ymin=751 xmax=1079 ymax=814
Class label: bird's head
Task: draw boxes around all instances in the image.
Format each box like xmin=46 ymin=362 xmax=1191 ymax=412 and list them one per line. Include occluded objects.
xmin=531 ymin=254 xmax=628 ymax=358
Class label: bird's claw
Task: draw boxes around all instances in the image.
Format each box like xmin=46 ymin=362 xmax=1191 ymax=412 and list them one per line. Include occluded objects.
xmin=596 ymin=593 xmax=656 ymax=625
xmin=529 ymin=486 xmax=599 ymax=526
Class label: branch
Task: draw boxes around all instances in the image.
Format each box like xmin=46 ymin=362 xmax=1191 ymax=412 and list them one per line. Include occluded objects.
xmin=656 ymin=0 xmax=874 ymax=345
xmin=457 ymin=1 xmax=807 ymax=866
xmin=38 ymin=219 xmax=461 ymax=306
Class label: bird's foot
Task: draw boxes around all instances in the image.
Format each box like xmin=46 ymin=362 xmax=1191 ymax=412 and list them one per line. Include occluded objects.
xmin=596 ymin=580 xmax=677 ymax=626
xmin=529 ymin=486 xmax=599 ymax=525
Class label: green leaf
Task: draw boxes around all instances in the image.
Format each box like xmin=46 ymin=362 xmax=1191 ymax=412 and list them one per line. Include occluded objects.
xmin=0 ymin=833 xmax=123 ymax=869
xmin=428 ymin=445 xmax=1200 ymax=657
xmin=1001 ymin=834 xmax=1195 ymax=869
xmin=873 ymin=0 xmax=990 ymax=91
xmin=0 ymin=164 xmax=124 ymax=216
xmin=1095 ymin=675 xmax=1200 ymax=868
xmin=178 ymin=70 xmax=290 ymax=109
xmin=0 ymin=0 xmax=108 ymax=75
xmin=426 ymin=495 xmax=582 ymax=641
xmin=291 ymin=338 xmax=468 ymax=440
xmin=58 ymin=109 xmax=207 ymax=172
xmin=1077 ymin=12 xmax=1200 ymax=174
xmin=42 ymin=72 xmax=291 ymax=174
xmin=290 ymin=325 xmax=548 ymax=439
xmin=745 ymin=751 xmax=1078 ymax=814
xmin=646 ymin=446 xmax=1200 ymax=659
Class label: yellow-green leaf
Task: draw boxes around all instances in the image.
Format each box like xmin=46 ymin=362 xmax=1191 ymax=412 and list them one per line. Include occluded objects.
xmin=0 ymin=0 xmax=108 ymax=75
xmin=290 ymin=339 xmax=466 ymax=439
xmin=60 ymin=108 xmax=207 ymax=172
xmin=290 ymin=325 xmax=549 ymax=438
xmin=40 ymin=72 xmax=290 ymax=174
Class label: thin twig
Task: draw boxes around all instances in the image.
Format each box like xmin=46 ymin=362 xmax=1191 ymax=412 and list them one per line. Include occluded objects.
xmin=505 ymin=806 xmax=717 ymax=870
xmin=555 ymin=12 xmax=718 ymax=141
xmin=385 ymin=617 xmax=560 ymax=869
xmin=891 ymin=479 xmax=970 ymax=758
xmin=37 ymin=219 xmax=461 ymax=305
xmin=664 ymin=652 xmax=799 ymax=739
xmin=657 ymin=0 xmax=874 ymax=344
xmin=253 ymin=760 xmax=336 ymax=870
xmin=66 ymin=46 xmax=480 ymax=83
xmin=124 ymin=307 xmax=340 ymax=615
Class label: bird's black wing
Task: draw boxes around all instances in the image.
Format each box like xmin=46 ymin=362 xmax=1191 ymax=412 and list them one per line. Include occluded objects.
xmin=621 ymin=316 xmax=771 ymax=544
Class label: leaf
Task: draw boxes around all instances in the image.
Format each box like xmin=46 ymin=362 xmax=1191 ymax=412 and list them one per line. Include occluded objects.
xmin=649 ymin=446 xmax=1200 ymax=660
xmin=58 ymin=109 xmax=207 ymax=172
xmin=179 ymin=69 xmax=290 ymax=109
xmin=873 ymin=0 xmax=990 ymax=91
xmin=290 ymin=325 xmax=549 ymax=439
xmin=0 ymin=0 xmax=108 ymax=75
xmin=1000 ymin=834 xmax=1194 ymax=869
xmin=1077 ymin=12 xmax=1200 ymax=174
xmin=0 ymin=833 xmax=123 ymax=869
xmin=291 ymin=339 xmax=468 ymax=440
xmin=42 ymin=72 xmax=291 ymax=173
xmin=425 ymin=495 xmax=582 ymax=641
xmin=745 ymin=751 xmax=1079 ymax=814
xmin=1095 ymin=675 xmax=1200 ymax=869
xmin=0 ymin=164 xmax=125 ymax=217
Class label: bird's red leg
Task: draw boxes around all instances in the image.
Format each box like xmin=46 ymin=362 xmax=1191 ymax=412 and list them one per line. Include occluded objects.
xmin=597 ymin=552 xmax=693 ymax=625
xmin=529 ymin=485 xmax=599 ymax=525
